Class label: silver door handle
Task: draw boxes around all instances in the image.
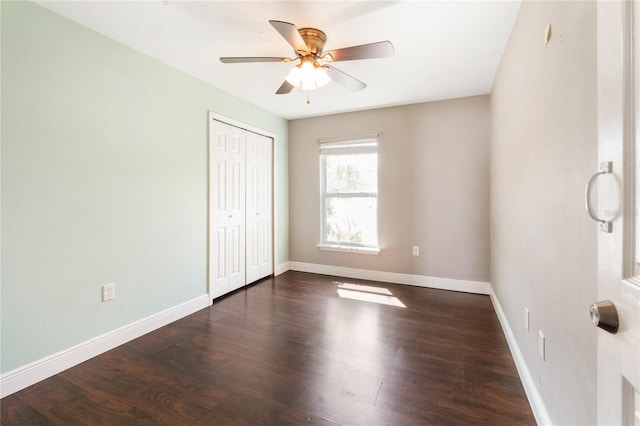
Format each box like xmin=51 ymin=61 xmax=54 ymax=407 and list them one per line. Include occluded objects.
xmin=585 ymin=161 xmax=612 ymax=233
xmin=590 ymin=300 xmax=619 ymax=334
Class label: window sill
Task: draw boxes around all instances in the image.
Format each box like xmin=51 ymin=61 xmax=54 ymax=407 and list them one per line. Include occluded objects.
xmin=317 ymin=244 xmax=380 ymax=255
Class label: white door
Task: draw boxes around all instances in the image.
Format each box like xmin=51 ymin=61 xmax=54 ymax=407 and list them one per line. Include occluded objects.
xmin=210 ymin=120 xmax=246 ymax=299
xmin=246 ymin=131 xmax=273 ymax=283
xmin=594 ymin=2 xmax=640 ymax=424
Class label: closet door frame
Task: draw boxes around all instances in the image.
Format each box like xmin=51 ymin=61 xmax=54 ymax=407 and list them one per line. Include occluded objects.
xmin=208 ymin=112 xmax=277 ymax=302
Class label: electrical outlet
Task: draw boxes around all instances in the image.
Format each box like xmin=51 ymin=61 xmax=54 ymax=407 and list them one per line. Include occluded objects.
xmin=102 ymin=283 xmax=115 ymax=302
xmin=524 ymin=307 xmax=530 ymax=332
xmin=412 ymin=246 xmax=420 ymax=256
xmin=538 ymin=330 xmax=545 ymax=361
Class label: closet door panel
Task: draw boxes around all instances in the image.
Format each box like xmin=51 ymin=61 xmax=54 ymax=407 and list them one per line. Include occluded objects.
xmin=210 ymin=130 xmax=229 ymax=298
xmin=258 ymin=141 xmax=273 ymax=278
xmin=210 ymin=121 xmax=246 ymax=298
xmin=246 ymin=132 xmax=273 ymax=283
xmin=226 ymin=125 xmax=246 ymax=292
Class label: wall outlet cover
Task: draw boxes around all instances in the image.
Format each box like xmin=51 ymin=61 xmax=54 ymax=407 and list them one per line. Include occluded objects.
xmin=102 ymin=283 xmax=115 ymax=302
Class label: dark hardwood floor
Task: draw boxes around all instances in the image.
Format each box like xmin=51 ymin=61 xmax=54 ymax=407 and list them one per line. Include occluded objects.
xmin=1 ymin=271 xmax=535 ymax=425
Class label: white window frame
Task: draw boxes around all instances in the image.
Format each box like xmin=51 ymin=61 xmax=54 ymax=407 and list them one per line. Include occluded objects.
xmin=318 ymin=137 xmax=380 ymax=254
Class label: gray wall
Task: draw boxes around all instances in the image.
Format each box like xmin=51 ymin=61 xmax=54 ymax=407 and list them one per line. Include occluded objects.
xmin=490 ymin=1 xmax=597 ymax=424
xmin=289 ymin=96 xmax=490 ymax=282
xmin=1 ymin=1 xmax=288 ymax=373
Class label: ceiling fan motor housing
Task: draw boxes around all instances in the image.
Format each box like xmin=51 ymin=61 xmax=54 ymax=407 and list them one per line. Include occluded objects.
xmin=298 ymin=28 xmax=327 ymax=55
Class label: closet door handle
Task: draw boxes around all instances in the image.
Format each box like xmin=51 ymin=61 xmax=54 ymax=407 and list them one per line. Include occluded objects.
xmin=585 ymin=161 xmax=612 ymax=233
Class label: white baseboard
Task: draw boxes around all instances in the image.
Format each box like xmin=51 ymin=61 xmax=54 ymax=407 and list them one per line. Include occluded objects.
xmin=288 ymin=261 xmax=490 ymax=295
xmin=274 ymin=261 xmax=290 ymax=276
xmin=489 ymin=287 xmax=551 ymax=426
xmin=0 ymin=294 xmax=210 ymax=398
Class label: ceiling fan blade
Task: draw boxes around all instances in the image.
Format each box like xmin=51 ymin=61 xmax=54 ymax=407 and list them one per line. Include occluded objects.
xmin=276 ymin=80 xmax=294 ymax=95
xmin=324 ymin=65 xmax=366 ymax=92
xmin=220 ymin=57 xmax=289 ymax=63
xmin=269 ymin=20 xmax=309 ymax=55
xmin=323 ymin=41 xmax=394 ymax=62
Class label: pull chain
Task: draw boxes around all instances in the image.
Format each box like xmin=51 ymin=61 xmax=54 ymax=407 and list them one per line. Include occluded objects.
xmin=306 ymin=91 xmax=311 ymax=104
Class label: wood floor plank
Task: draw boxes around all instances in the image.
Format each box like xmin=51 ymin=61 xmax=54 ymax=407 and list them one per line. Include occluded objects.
xmin=1 ymin=271 xmax=535 ymax=425
xmin=12 ymin=375 xmax=82 ymax=415
xmin=295 ymin=383 xmax=417 ymax=426
xmin=101 ymin=345 xmax=230 ymax=408
xmin=60 ymin=357 xmax=228 ymax=425
xmin=0 ymin=395 xmax=51 ymax=425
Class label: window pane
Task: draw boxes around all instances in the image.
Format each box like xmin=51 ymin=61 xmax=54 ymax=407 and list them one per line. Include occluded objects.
xmin=325 ymin=196 xmax=377 ymax=245
xmin=325 ymin=153 xmax=377 ymax=193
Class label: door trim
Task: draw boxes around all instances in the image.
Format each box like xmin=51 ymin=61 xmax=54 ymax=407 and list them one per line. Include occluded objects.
xmin=622 ymin=0 xmax=639 ymax=282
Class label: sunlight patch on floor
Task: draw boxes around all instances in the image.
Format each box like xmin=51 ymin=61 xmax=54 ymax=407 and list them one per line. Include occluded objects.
xmin=335 ymin=282 xmax=393 ymax=295
xmin=335 ymin=282 xmax=406 ymax=308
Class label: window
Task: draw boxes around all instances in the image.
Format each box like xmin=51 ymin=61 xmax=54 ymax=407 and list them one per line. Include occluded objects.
xmin=319 ymin=138 xmax=379 ymax=254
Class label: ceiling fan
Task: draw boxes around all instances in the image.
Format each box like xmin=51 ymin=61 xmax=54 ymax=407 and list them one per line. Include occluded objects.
xmin=220 ymin=20 xmax=394 ymax=95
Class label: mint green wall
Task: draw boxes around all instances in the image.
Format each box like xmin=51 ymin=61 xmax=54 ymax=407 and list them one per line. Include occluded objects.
xmin=1 ymin=1 xmax=288 ymax=373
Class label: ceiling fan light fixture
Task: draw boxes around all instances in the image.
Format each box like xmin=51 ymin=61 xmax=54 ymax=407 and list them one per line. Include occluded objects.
xmin=314 ymin=66 xmax=331 ymax=87
xmin=285 ymin=64 xmax=302 ymax=87
xmin=286 ymin=60 xmax=330 ymax=91
xmin=220 ymin=20 xmax=394 ymax=96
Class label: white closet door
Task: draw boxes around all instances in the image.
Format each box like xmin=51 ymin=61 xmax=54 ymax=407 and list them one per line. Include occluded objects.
xmin=245 ymin=131 xmax=273 ymax=283
xmin=210 ymin=121 xmax=246 ymax=299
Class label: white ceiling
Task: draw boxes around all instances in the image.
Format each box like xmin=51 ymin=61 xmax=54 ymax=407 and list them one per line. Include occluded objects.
xmin=37 ymin=1 xmax=521 ymax=120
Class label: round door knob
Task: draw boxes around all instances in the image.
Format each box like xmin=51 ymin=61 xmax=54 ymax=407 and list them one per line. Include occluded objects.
xmin=590 ymin=300 xmax=619 ymax=334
